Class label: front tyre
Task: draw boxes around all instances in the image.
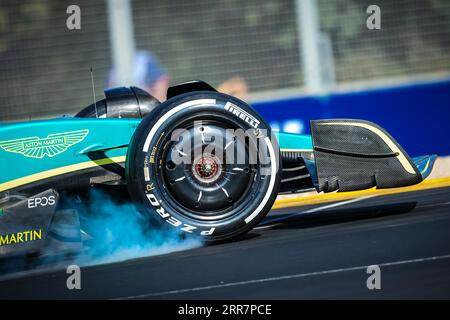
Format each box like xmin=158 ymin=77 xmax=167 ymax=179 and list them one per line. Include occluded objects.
xmin=126 ymin=92 xmax=281 ymax=243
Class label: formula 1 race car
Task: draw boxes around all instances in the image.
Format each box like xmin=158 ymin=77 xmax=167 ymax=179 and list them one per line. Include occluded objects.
xmin=0 ymin=81 xmax=436 ymax=257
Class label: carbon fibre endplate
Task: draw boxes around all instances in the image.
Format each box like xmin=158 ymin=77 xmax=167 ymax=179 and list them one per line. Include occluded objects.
xmin=311 ymin=119 xmax=423 ymax=193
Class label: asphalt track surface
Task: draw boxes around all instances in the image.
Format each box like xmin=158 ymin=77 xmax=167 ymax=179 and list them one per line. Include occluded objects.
xmin=1 ymin=181 xmax=450 ymax=299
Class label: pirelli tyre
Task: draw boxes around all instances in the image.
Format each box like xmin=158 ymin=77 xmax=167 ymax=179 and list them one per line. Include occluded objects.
xmin=126 ymin=92 xmax=281 ymax=242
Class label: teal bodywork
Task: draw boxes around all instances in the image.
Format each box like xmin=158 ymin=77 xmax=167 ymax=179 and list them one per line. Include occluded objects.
xmin=0 ymin=118 xmax=140 ymax=192
xmin=276 ymin=132 xmax=313 ymax=151
xmin=0 ymin=117 xmax=313 ymax=192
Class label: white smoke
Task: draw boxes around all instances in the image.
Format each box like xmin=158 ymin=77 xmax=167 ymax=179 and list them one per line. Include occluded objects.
xmin=74 ymin=189 xmax=203 ymax=266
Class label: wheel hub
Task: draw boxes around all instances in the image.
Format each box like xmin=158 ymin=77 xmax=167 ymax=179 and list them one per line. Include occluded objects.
xmin=192 ymin=154 xmax=221 ymax=184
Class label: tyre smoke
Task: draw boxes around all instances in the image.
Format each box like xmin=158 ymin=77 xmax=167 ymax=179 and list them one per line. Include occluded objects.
xmin=0 ymin=189 xmax=203 ymax=278
xmin=74 ymin=189 xmax=203 ymax=266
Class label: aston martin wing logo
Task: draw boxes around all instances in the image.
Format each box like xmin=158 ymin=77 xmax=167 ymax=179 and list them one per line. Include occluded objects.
xmin=0 ymin=129 xmax=89 ymax=159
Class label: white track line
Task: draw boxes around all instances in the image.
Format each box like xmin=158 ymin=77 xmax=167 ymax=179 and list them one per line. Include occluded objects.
xmin=302 ymin=195 xmax=376 ymax=214
xmin=255 ymin=196 xmax=375 ymax=230
xmin=254 ymin=223 xmax=283 ymax=230
xmin=115 ymin=254 xmax=450 ymax=299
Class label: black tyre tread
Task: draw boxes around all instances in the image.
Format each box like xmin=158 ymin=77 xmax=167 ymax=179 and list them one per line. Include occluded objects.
xmin=126 ymin=91 xmax=281 ymax=243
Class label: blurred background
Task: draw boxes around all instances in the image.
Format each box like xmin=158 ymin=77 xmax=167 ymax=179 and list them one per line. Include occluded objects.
xmin=0 ymin=0 xmax=449 ymax=155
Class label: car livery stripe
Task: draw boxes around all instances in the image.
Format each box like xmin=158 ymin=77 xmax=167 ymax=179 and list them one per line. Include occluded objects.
xmin=273 ymin=177 xmax=450 ymax=210
xmin=0 ymin=156 xmax=126 ymax=192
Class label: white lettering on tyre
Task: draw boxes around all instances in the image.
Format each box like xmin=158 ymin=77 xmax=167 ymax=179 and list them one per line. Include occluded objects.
xmin=141 ymin=98 xmax=277 ymax=234
xmin=146 ymin=193 xmax=212 ymax=235
xmin=224 ymin=102 xmax=260 ymax=129
xmin=200 ymin=228 xmax=215 ymax=236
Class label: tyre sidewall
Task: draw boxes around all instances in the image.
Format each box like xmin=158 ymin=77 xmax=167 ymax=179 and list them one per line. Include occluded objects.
xmin=126 ymin=92 xmax=280 ymax=242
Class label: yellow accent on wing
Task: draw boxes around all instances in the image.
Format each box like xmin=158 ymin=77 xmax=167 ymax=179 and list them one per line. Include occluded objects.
xmin=0 ymin=156 xmax=126 ymax=192
xmin=273 ymin=177 xmax=450 ymax=210
xmin=319 ymin=122 xmax=416 ymax=174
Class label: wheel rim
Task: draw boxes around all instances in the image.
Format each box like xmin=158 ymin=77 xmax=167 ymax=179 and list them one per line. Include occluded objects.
xmin=159 ymin=118 xmax=258 ymax=220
